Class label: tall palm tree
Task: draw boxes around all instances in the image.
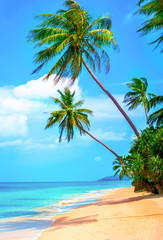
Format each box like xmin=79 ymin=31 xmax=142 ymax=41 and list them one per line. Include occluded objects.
xmin=148 ymin=95 xmax=163 ymax=126
xmin=45 ymin=88 xmax=127 ymax=164
xmin=28 ymin=0 xmax=140 ymax=137
xmin=123 ymin=77 xmax=155 ymax=127
xmin=136 ymin=0 xmax=163 ymax=52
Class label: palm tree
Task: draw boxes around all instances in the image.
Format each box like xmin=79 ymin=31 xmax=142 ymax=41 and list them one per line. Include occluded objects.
xmin=28 ymin=0 xmax=140 ymax=137
xmin=123 ymin=77 xmax=155 ymax=127
xmin=136 ymin=0 xmax=163 ymax=52
xmin=113 ymin=158 xmax=130 ymax=179
xmin=45 ymin=88 xmax=127 ymax=164
xmin=148 ymin=95 xmax=163 ymax=126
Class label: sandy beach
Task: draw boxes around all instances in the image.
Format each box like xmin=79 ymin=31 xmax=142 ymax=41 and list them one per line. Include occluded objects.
xmin=38 ymin=187 xmax=163 ymax=240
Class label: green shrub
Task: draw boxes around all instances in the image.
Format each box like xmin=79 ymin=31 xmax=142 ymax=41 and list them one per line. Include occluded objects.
xmin=113 ymin=126 xmax=163 ymax=194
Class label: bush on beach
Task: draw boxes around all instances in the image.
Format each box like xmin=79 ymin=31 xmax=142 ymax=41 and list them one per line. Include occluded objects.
xmin=115 ymin=126 xmax=163 ymax=194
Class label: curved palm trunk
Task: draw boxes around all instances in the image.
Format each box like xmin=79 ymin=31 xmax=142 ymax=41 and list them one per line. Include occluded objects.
xmin=82 ymin=58 xmax=140 ymax=137
xmin=82 ymin=128 xmax=128 ymax=166
xmin=144 ymin=106 xmax=151 ymax=127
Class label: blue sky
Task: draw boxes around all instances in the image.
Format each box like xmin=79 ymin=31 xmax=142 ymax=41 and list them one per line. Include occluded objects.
xmin=0 ymin=0 xmax=162 ymax=181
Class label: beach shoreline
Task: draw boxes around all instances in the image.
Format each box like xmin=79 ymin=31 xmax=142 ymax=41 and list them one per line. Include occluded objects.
xmin=0 ymin=183 xmax=120 ymax=240
xmin=35 ymin=188 xmax=112 ymax=239
xmin=38 ymin=186 xmax=163 ymax=240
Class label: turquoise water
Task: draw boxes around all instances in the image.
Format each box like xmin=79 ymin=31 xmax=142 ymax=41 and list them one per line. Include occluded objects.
xmin=0 ymin=181 xmax=131 ymax=239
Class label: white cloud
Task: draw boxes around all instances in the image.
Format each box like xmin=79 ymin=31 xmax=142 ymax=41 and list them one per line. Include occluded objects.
xmin=94 ymin=156 xmax=102 ymax=162
xmin=78 ymin=128 xmax=126 ymax=144
xmin=24 ymin=142 xmax=57 ymax=150
xmin=13 ymin=75 xmax=81 ymax=99
xmin=84 ymin=95 xmax=144 ymax=120
xmin=0 ymin=74 xmax=81 ymax=137
xmin=0 ymin=138 xmax=58 ymax=150
xmin=0 ymin=74 xmax=143 ymax=139
xmin=90 ymin=129 xmax=126 ymax=141
xmin=0 ymin=87 xmax=13 ymax=98
xmin=0 ymin=139 xmax=23 ymax=147
xmin=85 ymin=95 xmax=124 ymax=120
xmin=0 ymin=96 xmax=46 ymax=115
xmin=0 ymin=114 xmax=27 ymax=137
xmin=123 ymin=10 xmax=135 ymax=24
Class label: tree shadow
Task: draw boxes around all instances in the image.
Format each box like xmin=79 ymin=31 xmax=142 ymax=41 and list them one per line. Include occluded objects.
xmin=76 ymin=192 xmax=157 ymax=208
xmin=49 ymin=211 xmax=163 ymax=232
xmin=49 ymin=214 xmax=98 ymax=231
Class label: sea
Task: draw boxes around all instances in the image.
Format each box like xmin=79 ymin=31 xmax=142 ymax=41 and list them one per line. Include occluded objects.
xmin=0 ymin=181 xmax=131 ymax=240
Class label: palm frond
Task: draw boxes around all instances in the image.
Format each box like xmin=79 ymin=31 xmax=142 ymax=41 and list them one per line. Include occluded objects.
xmin=45 ymin=110 xmax=66 ymax=129
xmin=148 ymin=108 xmax=163 ymax=126
xmin=44 ymin=46 xmax=74 ymax=81
xmin=136 ymin=0 xmax=163 ymax=52
xmin=75 ymin=108 xmax=93 ymax=115
xmin=88 ymin=39 xmax=110 ymax=73
xmin=36 ymin=32 xmax=69 ymax=47
xmin=85 ymin=16 xmax=112 ymax=32
xmin=83 ymin=50 xmax=96 ymax=71
xmin=51 ymin=97 xmax=67 ymax=109
xmin=124 ymin=77 xmax=152 ymax=125
xmin=27 ymin=28 xmax=68 ymax=43
xmin=138 ymin=0 xmax=145 ymax=6
xmin=64 ymin=0 xmax=80 ymax=9
xmin=71 ymin=100 xmax=84 ymax=108
xmin=149 ymin=95 xmax=163 ymax=108
xmin=34 ymin=14 xmax=66 ymax=28
xmin=29 ymin=1 xmax=117 ymax=81
xmin=58 ymin=89 xmax=75 ymax=107
xmin=84 ymin=41 xmax=101 ymax=70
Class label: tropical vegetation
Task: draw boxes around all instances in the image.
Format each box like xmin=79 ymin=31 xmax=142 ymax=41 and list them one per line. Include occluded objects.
xmin=113 ymin=158 xmax=130 ymax=180
xmin=136 ymin=0 xmax=163 ymax=52
xmin=45 ymin=88 xmax=126 ymax=163
xmin=114 ymin=126 xmax=163 ymax=194
xmin=123 ymin=77 xmax=155 ymax=127
xmin=113 ymin=78 xmax=163 ymax=194
xmin=28 ymin=1 xmax=162 ymax=194
xmin=149 ymin=95 xmax=163 ymax=126
xmin=28 ymin=0 xmax=139 ymax=137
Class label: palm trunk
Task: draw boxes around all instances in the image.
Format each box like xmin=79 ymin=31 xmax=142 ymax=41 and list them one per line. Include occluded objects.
xmin=82 ymin=58 xmax=140 ymax=137
xmin=82 ymin=128 xmax=128 ymax=166
xmin=144 ymin=106 xmax=151 ymax=127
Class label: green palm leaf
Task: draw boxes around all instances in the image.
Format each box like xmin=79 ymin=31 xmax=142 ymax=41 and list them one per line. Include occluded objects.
xmin=148 ymin=109 xmax=163 ymax=126
xmin=71 ymin=100 xmax=84 ymax=108
xmin=124 ymin=77 xmax=152 ymax=126
xmin=136 ymin=0 xmax=163 ymax=52
xmin=28 ymin=0 xmax=139 ymax=138
xmin=28 ymin=0 xmax=117 ymax=81
xmin=113 ymin=158 xmax=130 ymax=179
xmin=45 ymin=88 xmax=93 ymax=142
xmin=45 ymin=88 xmax=126 ymax=163
xmin=149 ymin=95 xmax=163 ymax=108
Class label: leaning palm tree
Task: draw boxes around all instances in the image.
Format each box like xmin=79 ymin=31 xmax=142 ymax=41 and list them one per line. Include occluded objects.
xmin=123 ymin=77 xmax=155 ymax=127
xmin=136 ymin=0 xmax=163 ymax=52
xmin=45 ymin=88 xmax=127 ymax=164
xmin=28 ymin=0 xmax=139 ymax=137
xmin=148 ymin=95 xmax=163 ymax=126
